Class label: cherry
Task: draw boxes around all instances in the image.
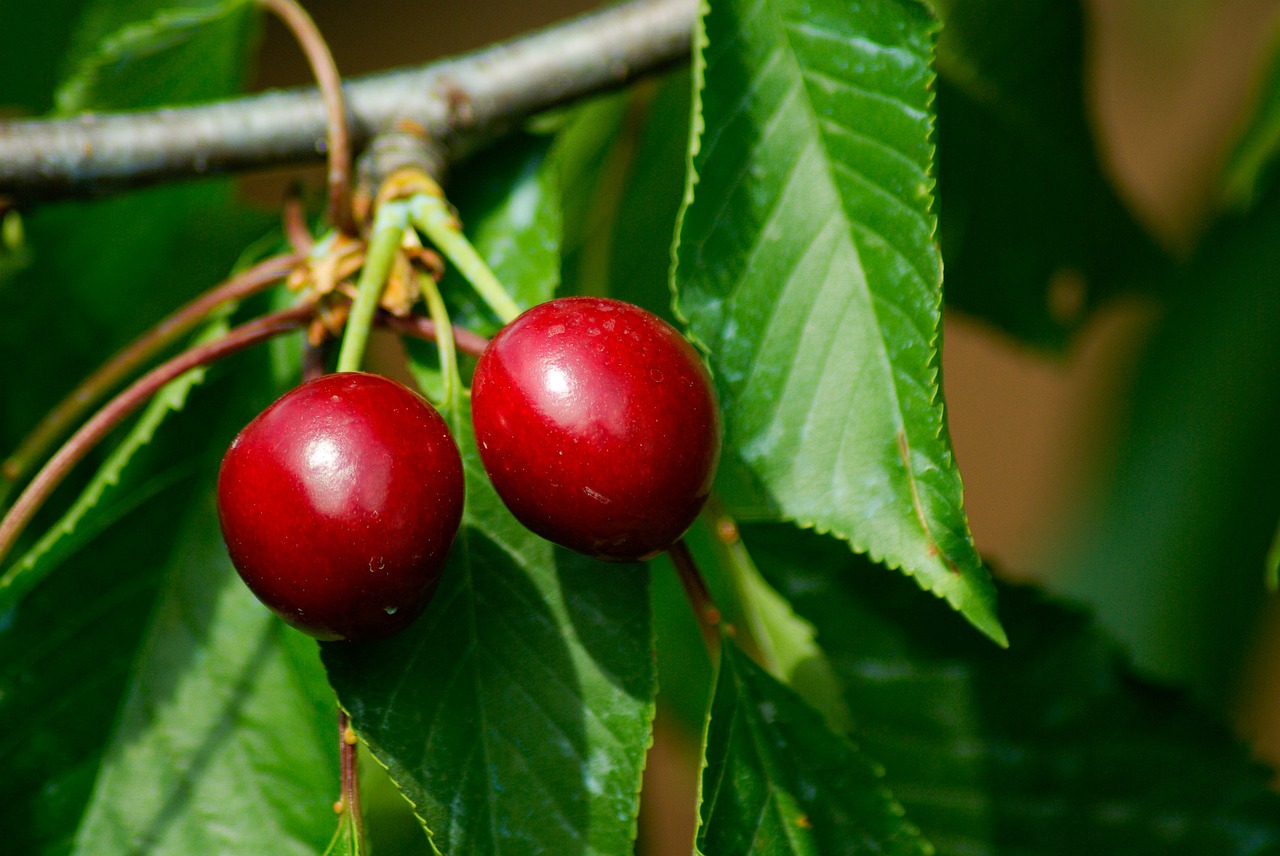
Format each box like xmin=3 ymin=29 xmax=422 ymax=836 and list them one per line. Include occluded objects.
xmin=216 ymin=372 xmax=464 ymax=641
xmin=471 ymin=297 xmax=721 ymax=561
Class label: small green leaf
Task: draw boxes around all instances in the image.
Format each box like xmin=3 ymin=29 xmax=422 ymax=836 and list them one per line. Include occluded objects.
xmin=56 ymin=0 xmax=255 ymax=114
xmin=698 ymin=641 xmax=932 ymax=856
xmin=322 ymin=807 xmax=369 ymax=856
xmin=674 ymin=0 xmax=1003 ymax=643
xmin=930 ymin=0 xmax=1165 ymax=346
xmin=324 ymin=395 xmax=657 ymax=856
xmin=749 ymin=523 xmax=1280 ymax=856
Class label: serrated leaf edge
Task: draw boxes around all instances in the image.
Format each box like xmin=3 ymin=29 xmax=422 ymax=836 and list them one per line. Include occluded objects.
xmin=670 ymin=0 xmax=1003 ymax=646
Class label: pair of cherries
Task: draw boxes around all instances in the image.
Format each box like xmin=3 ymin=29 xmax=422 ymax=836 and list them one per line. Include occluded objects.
xmin=216 ymin=298 xmax=721 ymax=641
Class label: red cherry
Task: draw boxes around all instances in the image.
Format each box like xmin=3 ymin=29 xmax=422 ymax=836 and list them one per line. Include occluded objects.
xmin=471 ymin=297 xmax=721 ymax=561
xmin=216 ymin=372 xmax=464 ymax=641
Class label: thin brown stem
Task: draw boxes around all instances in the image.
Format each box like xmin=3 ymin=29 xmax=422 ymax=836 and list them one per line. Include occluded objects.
xmin=377 ymin=310 xmax=490 ymax=359
xmin=668 ymin=538 xmax=722 ymax=660
xmin=0 ymin=304 xmax=314 ymax=566
xmin=258 ymin=0 xmax=355 ymax=234
xmin=302 ymin=336 xmax=331 ymax=382
xmin=337 ymin=708 xmax=366 ymax=847
xmin=282 ymin=186 xmax=315 ymax=254
xmin=0 ymin=253 xmax=301 ymax=500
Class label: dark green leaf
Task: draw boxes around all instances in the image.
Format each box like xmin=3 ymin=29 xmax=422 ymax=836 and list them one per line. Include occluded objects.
xmin=749 ymin=523 xmax=1280 ymax=856
xmin=1 ymin=321 xmax=227 ymax=611
xmin=0 ymin=0 xmax=84 ymax=114
xmin=441 ymin=132 xmax=561 ymax=336
xmin=70 ymin=488 xmax=338 ymax=855
xmin=0 ymin=354 xmax=324 ymax=855
xmin=931 ymin=0 xmax=1166 ymax=345
xmin=0 ymin=459 xmax=195 ymax=855
xmin=556 ymin=92 xmax=631 ymax=299
xmin=324 ymin=395 xmax=656 ymax=856
xmin=698 ymin=641 xmax=931 ymax=856
xmin=674 ymin=0 xmax=1003 ymax=643
xmin=556 ymin=72 xmax=691 ymax=322
xmin=1049 ymin=177 xmax=1280 ymax=700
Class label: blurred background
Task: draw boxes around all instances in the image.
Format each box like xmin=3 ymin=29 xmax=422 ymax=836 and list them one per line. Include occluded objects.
xmin=248 ymin=0 xmax=1280 ymax=851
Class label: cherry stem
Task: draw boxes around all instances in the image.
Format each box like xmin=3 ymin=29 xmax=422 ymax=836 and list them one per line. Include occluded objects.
xmin=0 ymin=303 xmax=314 ymax=568
xmin=0 ymin=253 xmax=300 ymax=505
xmin=668 ymin=538 xmax=723 ymax=660
xmin=335 ymin=201 xmax=408 ymax=373
xmin=409 ymin=193 xmax=522 ymax=325
xmin=257 ymin=0 xmax=355 ymax=235
xmin=418 ymin=271 xmax=460 ymax=410
xmin=282 ymin=186 xmax=315 ymax=254
xmin=337 ymin=708 xmax=366 ymax=849
xmin=376 ymin=310 xmax=490 ymax=358
xmin=701 ymin=499 xmax=770 ymax=669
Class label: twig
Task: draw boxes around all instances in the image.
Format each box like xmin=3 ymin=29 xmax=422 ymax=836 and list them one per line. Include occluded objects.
xmin=668 ymin=538 xmax=722 ymax=660
xmin=376 ymin=309 xmax=490 ymax=359
xmin=0 ymin=0 xmax=696 ymax=201
xmin=0 ymin=252 xmax=300 ymax=499
xmin=257 ymin=0 xmax=355 ymax=233
xmin=0 ymin=304 xmax=314 ymax=565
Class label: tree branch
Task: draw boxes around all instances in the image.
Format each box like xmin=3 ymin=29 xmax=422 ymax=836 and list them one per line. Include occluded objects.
xmin=0 ymin=0 xmax=696 ymax=202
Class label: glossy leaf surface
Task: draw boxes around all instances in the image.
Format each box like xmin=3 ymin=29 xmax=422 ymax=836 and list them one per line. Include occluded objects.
xmin=674 ymin=0 xmax=1002 ymax=643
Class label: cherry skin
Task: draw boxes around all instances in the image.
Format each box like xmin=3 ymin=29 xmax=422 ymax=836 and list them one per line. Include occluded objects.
xmin=471 ymin=297 xmax=721 ymax=562
xmin=217 ymin=372 xmax=464 ymax=641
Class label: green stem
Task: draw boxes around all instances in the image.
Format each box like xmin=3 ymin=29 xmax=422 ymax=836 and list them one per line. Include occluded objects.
xmin=410 ymin=193 xmax=522 ymax=325
xmin=335 ymin=202 xmax=408 ymax=373
xmin=339 ymin=708 xmax=366 ymax=852
xmin=418 ymin=272 xmax=460 ymax=412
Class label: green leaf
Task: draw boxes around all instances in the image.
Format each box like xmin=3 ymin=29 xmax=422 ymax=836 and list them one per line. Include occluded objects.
xmin=321 ymin=812 xmax=363 ymax=856
xmin=931 ymin=0 xmax=1166 ymax=346
xmin=673 ymin=0 xmax=1003 ymax=644
xmin=441 ymin=132 xmax=562 ymax=336
xmin=0 ymin=461 xmax=196 ymax=855
xmin=681 ymin=515 xmax=851 ymax=735
xmin=0 ymin=320 xmax=227 ymax=612
xmin=556 ymin=72 xmax=691 ymax=322
xmin=0 ymin=350 xmax=304 ymax=849
xmin=0 ymin=0 xmax=266 ymax=448
xmin=323 ymin=394 xmax=657 ymax=856
xmin=1050 ymin=178 xmax=1280 ymax=699
xmin=71 ymin=488 xmax=338 ymax=856
xmin=556 ymin=92 xmax=631 ymax=299
xmin=56 ymin=0 xmax=255 ymax=114
xmin=0 ymin=0 xmax=83 ymax=114
xmin=749 ymin=523 xmax=1280 ymax=856
xmin=1220 ymin=25 xmax=1280 ymax=211
xmin=697 ymin=641 xmax=932 ymax=856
